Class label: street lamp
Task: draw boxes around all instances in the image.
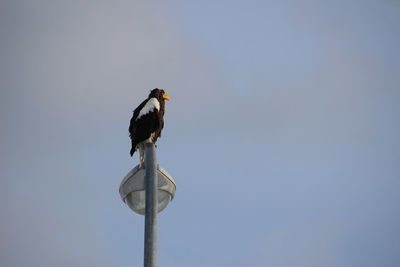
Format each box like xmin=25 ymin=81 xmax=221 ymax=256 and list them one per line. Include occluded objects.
xmin=119 ymin=143 xmax=176 ymax=267
xmin=119 ymin=162 xmax=176 ymax=214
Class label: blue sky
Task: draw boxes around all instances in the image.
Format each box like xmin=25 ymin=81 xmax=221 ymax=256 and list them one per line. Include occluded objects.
xmin=1 ymin=1 xmax=400 ymax=266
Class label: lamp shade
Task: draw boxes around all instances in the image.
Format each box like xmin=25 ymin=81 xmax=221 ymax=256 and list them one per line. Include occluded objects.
xmin=119 ymin=164 xmax=176 ymax=215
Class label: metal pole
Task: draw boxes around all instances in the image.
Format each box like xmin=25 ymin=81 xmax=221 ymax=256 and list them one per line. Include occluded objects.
xmin=144 ymin=143 xmax=157 ymax=267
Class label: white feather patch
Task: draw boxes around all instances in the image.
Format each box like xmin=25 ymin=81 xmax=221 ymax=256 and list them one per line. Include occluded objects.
xmin=137 ymin=98 xmax=160 ymax=119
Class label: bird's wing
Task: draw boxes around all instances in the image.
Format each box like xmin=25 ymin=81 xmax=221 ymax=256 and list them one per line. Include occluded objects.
xmin=129 ymin=99 xmax=148 ymax=137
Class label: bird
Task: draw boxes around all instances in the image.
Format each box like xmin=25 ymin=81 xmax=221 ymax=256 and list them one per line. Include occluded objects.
xmin=129 ymin=88 xmax=170 ymax=164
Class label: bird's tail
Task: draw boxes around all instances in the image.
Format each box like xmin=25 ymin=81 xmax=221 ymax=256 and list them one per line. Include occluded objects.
xmin=130 ymin=140 xmax=136 ymax=156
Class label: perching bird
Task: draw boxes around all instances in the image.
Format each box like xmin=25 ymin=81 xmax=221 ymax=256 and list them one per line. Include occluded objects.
xmin=129 ymin=88 xmax=170 ymax=164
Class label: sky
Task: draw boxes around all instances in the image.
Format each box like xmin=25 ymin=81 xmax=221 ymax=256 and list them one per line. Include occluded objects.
xmin=1 ymin=0 xmax=400 ymax=266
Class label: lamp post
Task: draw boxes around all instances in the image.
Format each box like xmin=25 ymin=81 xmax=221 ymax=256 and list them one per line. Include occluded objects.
xmin=143 ymin=143 xmax=157 ymax=267
xmin=119 ymin=143 xmax=176 ymax=267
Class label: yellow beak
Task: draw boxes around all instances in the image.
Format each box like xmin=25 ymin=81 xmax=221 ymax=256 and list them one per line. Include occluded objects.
xmin=163 ymin=93 xmax=170 ymax=101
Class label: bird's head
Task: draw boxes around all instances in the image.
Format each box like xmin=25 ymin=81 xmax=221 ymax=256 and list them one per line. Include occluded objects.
xmin=149 ymin=88 xmax=170 ymax=101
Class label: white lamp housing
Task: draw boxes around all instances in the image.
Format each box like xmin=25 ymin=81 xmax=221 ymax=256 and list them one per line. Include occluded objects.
xmin=119 ymin=164 xmax=176 ymax=215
